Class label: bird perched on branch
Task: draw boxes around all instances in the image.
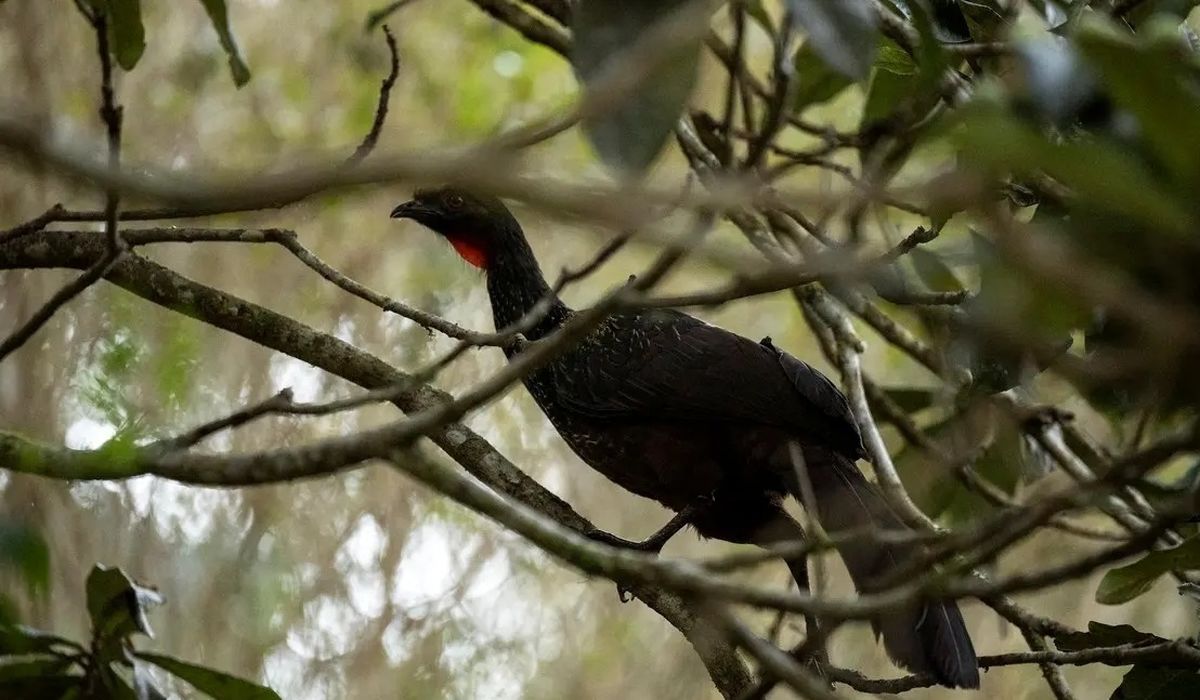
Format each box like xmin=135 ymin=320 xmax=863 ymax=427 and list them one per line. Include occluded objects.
xmin=391 ymin=186 xmax=980 ymax=689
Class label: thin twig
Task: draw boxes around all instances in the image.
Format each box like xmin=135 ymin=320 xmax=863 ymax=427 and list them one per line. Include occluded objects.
xmin=0 ymin=204 xmax=65 ymax=244
xmin=0 ymin=251 xmax=124 ymax=362
xmin=158 ymin=389 xmax=297 ymax=451
xmin=365 ymin=0 xmax=418 ymax=31
xmin=347 ymin=25 xmax=401 ymax=164
xmin=0 ymin=8 xmax=127 ymax=364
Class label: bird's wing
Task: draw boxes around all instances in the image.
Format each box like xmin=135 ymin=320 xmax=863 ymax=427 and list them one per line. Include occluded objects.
xmin=551 ymin=309 xmax=864 ymax=456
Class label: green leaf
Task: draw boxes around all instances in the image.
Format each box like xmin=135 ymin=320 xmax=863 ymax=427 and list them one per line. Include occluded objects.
xmin=974 ymin=414 xmax=1022 ymax=496
xmin=924 ymin=0 xmax=971 ymax=43
xmin=941 ymin=409 xmax=1024 ymax=524
xmin=859 ymin=34 xmax=945 ymax=130
xmin=1053 ymin=621 xmax=1165 ymax=652
xmin=953 ymin=105 xmax=1194 ymax=237
xmin=909 ymin=247 xmax=964 ymax=293
xmin=861 ymin=66 xmax=918 ymax=127
xmin=957 ymin=0 xmax=1008 ymax=43
xmin=0 ymin=667 xmax=81 ymax=699
xmin=197 ymin=0 xmax=251 ymax=86
xmin=136 ymin=652 xmax=281 ymax=700
xmin=1074 ymin=17 xmax=1200 ymax=188
xmin=103 ymin=667 xmax=139 ymax=700
xmin=875 ymin=43 xmax=917 ymax=75
xmin=894 ymin=415 xmax=975 ymax=518
xmin=790 ymin=42 xmax=853 ymax=111
xmin=959 ymin=229 xmax=1078 ymax=393
xmin=881 ymin=387 xmax=938 ymax=413
xmin=786 ymin=0 xmax=877 ymax=79
xmin=0 ymin=521 xmax=49 ymax=597
xmin=0 ymin=597 xmax=15 ymax=627
xmin=1111 ymin=666 xmax=1200 ymax=699
xmin=85 ymin=566 xmax=163 ymax=652
xmin=1123 ymin=0 xmax=1200 ymax=28
xmin=0 ymin=657 xmax=74 ymax=683
xmin=1096 ymin=535 xmax=1200 ymax=605
xmin=571 ymin=0 xmax=705 ymax=174
xmin=106 ymin=0 xmax=145 ymax=70
xmin=0 ymin=625 xmax=80 ymax=656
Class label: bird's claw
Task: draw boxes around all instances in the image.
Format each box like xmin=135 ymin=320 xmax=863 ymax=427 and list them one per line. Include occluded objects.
xmin=793 ymin=644 xmax=831 ymax=687
xmin=584 ymin=527 xmax=650 ymax=551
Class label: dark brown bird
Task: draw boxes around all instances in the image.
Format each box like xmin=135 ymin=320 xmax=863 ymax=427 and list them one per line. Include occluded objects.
xmin=391 ymin=186 xmax=980 ymax=688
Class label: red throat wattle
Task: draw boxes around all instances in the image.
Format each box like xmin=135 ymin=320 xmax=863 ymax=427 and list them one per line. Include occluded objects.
xmin=448 ymin=235 xmax=488 ymax=269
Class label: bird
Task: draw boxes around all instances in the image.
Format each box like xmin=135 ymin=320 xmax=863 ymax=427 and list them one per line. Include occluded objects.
xmin=391 ymin=186 xmax=980 ymax=689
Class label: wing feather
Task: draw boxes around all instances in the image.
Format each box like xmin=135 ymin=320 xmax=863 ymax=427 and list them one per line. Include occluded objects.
xmin=552 ymin=310 xmax=864 ymax=456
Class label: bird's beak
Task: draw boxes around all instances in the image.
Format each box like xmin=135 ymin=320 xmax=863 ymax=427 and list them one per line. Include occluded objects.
xmin=389 ymin=200 xmax=432 ymax=221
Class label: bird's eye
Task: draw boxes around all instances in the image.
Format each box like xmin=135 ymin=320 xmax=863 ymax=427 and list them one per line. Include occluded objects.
xmin=447 ymin=194 xmax=464 ymax=209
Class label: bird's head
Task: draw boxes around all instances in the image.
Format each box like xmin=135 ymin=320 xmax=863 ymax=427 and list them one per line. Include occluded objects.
xmin=390 ymin=186 xmax=522 ymax=270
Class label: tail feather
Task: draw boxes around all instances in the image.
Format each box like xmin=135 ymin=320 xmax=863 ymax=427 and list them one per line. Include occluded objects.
xmin=803 ymin=455 xmax=980 ymax=688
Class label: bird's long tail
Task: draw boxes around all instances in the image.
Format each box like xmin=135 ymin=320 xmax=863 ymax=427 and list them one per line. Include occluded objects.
xmin=800 ymin=454 xmax=980 ymax=689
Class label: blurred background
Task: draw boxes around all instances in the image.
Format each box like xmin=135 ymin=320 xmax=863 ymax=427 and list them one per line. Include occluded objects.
xmin=0 ymin=1 xmax=1194 ymax=698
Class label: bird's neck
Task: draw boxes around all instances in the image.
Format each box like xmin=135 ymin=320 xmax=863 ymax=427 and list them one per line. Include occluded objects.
xmin=485 ymin=235 xmax=571 ymax=342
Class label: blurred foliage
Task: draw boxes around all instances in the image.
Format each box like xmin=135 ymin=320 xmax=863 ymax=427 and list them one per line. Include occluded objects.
xmin=0 ymin=564 xmax=279 ymax=699
xmin=3 ymin=0 xmax=1200 ymax=698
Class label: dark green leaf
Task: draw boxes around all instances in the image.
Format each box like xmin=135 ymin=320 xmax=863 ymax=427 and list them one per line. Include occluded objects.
xmin=197 ymin=0 xmax=251 ymax=86
xmin=1074 ymin=17 xmax=1200 ymax=188
xmin=925 ymin=0 xmax=972 ymax=43
xmin=859 ymin=27 xmax=945 ymax=129
xmin=571 ymin=0 xmax=704 ymax=174
xmin=85 ymin=566 xmax=163 ymax=650
xmin=1054 ymin=621 xmax=1165 ymax=652
xmin=0 ymin=521 xmax=49 ymax=597
xmin=0 ymin=670 xmax=81 ymax=699
xmin=0 ymin=596 xmax=15 ymax=627
xmin=902 ymin=0 xmax=951 ymax=85
xmin=974 ymin=413 xmax=1022 ymax=496
xmin=894 ymin=413 xmax=985 ymax=518
xmin=861 ymin=65 xmax=918 ymax=127
xmin=0 ymin=624 xmax=80 ymax=655
xmin=786 ymin=0 xmax=877 ymax=78
xmin=0 ymin=657 xmax=73 ymax=683
xmin=104 ymin=667 xmax=139 ymax=700
xmin=136 ymin=652 xmax=281 ymax=700
xmin=881 ymin=387 xmax=939 ymax=413
xmin=1097 ymin=535 xmax=1200 ymax=604
xmin=910 ymin=248 xmax=964 ymax=293
xmin=954 ymin=105 xmax=1194 ymax=237
xmin=1112 ymin=666 xmax=1200 ymax=699
xmin=790 ymin=42 xmax=853 ymax=111
xmin=106 ymin=0 xmax=145 ymax=70
xmin=957 ymin=0 xmax=1008 ymax=43
xmin=959 ymin=228 xmax=1078 ymax=393
xmin=1123 ymin=0 xmax=1200 ymax=28
xmin=940 ymin=408 xmax=1023 ymax=524
xmin=874 ymin=43 xmax=917 ymax=75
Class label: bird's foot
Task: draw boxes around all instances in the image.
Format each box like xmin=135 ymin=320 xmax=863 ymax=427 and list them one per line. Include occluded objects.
xmin=583 ymin=527 xmax=669 ymax=553
xmin=581 ymin=528 xmax=666 ymax=604
xmin=793 ymin=644 xmax=832 ymax=687
xmin=585 ymin=503 xmax=703 ymax=555
xmin=1017 ymin=403 xmax=1074 ymax=430
xmin=586 ymin=505 xmax=706 ymax=603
